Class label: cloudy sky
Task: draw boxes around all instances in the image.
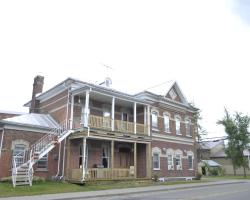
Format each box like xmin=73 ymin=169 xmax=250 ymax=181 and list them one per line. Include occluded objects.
xmin=0 ymin=0 xmax=250 ymax=139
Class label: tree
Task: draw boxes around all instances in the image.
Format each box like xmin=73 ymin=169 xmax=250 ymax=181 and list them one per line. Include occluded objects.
xmin=193 ymin=109 xmax=207 ymax=143
xmin=217 ymin=109 xmax=250 ymax=177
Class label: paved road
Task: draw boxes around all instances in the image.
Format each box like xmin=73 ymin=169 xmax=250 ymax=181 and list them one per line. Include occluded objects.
xmin=86 ymin=182 xmax=250 ymax=200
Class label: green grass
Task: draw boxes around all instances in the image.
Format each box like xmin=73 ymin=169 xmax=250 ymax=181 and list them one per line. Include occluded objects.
xmin=0 ymin=179 xmax=206 ymax=198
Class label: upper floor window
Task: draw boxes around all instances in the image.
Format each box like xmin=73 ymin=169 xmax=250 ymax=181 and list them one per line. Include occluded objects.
xmin=186 ymin=118 xmax=191 ymax=136
xmin=152 ymin=111 xmax=158 ymax=130
xmin=175 ymin=116 xmax=181 ymax=135
xmin=175 ymin=154 xmax=182 ymax=170
xmin=153 ymin=152 xmax=160 ymax=170
xmin=164 ymin=113 xmax=170 ymax=133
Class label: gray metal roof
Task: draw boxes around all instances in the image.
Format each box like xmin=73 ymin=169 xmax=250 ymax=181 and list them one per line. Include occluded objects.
xmin=202 ymin=160 xmax=221 ymax=167
xmin=2 ymin=113 xmax=59 ymax=129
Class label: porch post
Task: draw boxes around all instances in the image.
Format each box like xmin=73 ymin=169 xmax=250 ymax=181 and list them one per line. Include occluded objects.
xmin=134 ymin=102 xmax=137 ymax=134
xmin=144 ymin=106 xmax=147 ymax=134
xmin=111 ymin=140 xmax=114 ymax=168
xmin=134 ymin=142 xmax=137 ymax=179
xmin=70 ymin=94 xmax=74 ymax=129
xmin=84 ymin=90 xmax=90 ymax=127
xmin=82 ymin=137 xmax=87 ymax=181
xmin=146 ymin=142 xmax=152 ymax=179
xmin=147 ymin=105 xmax=151 ymax=136
xmin=66 ymin=139 xmax=71 ymax=179
xmin=111 ymin=97 xmax=115 ymax=131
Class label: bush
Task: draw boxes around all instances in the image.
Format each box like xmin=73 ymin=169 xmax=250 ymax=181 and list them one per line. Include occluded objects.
xmin=195 ymin=172 xmax=202 ymax=180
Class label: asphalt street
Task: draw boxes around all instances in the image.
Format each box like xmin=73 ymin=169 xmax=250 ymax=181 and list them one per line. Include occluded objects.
xmin=85 ymin=182 xmax=250 ymax=200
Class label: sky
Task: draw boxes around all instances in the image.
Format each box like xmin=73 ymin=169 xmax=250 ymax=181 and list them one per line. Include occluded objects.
xmin=0 ymin=0 xmax=250 ymax=139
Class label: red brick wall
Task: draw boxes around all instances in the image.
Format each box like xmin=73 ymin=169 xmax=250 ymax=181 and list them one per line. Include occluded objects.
xmin=0 ymin=129 xmax=59 ymax=179
xmin=152 ymin=140 xmax=196 ymax=177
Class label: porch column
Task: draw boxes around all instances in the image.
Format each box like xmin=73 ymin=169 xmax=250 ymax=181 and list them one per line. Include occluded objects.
xmin=70 ymin=94 xmax=74 ymax=129
xmin=146 ymin=142 xmax=152 ymax=179
xmin=111 ymin=97 xmax=115 ymax=131
xmin=134 ymin=142 xmax=137 ymax=178
xmin=65 ymin=139 xmax=71 ymax=179
xmin=134 ymin=102 xmax=137 ymax=134
xmin=82 ymin=137 xmax=87 ymax=181
xmin=111 ymin=140 xmax=114 ymax=168
xmin=84 ymin=90 xmax=90 ymax=127
xmin=144 ymin=106 xmax=147 ymax=135
xmin=147 ymin=105 xmax=151 ymax=136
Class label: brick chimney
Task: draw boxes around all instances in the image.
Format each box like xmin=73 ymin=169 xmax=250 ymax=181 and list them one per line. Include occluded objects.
xmin=30 ymin=75 xmax=44 ymax=113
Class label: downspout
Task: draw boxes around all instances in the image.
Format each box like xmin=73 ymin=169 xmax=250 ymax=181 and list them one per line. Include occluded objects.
xmin=0 ymin=128 xmax=4 ymax=158
xmin=55 ymin=142 xmax=62 ymax=177
xmin=61 ymin=85 xmax=71 ymax=179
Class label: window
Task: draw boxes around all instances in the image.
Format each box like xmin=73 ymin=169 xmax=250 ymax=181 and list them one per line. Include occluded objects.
xmin=188 ymin=155 xmax=193 ymax=170
xmin=103 ymin=110 xmax=111 ymax=128
xmin=169 ymin=89 xmax=177 ymax=100
xmin=186 ymin=119 xmax=191 ymax=136
xmin=37 ymin=154 xmax=48 ymax=170
xmin=175 ymin=154 xmax=182 ymax=170
xmin=152 ymin=111 xmax=158 ymax=129
xmin=167 ymin=155 xmax=174 ymax=170
xmin=101 ymin=145 xmax=110 ymax=168
xmin=175 ymin=116 xmax=181 ymax=135
xmin=164 ymin=114 xmax=170 ymax=133
xmin=153 ymin=153 xmax=160 ymax=170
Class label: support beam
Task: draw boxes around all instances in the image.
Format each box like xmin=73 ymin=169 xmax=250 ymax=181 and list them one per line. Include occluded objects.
xmin=134 ymin=142 xmax=137 ymax=179
xmin=84 ymin=90 xmax=90 ymax=127
xmin=82 ymin=137 xmax=87 ymax=181
xmin=0 ymin=129 xmax=4 ymax=158
xmin=70 ymin=94 xmax=74 ymax=129
xmin=134 ymin=102 xmax=137 ymax=134
xmin=111 ymin=97 xmax=115 ymax=131
xmin=65 ymin=139 xmax=71 ymax=179
xmin=146 ymin=142 xmax=152 ymax=179
xmin=111 ymin=140 xmax=114 ymax=168
xmin=147 ymin=105 xmax=151 ymax=136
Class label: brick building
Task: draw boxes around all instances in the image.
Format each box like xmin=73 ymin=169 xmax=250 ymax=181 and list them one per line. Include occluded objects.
xmin=0 ymin=76 xmax=198 ymax=186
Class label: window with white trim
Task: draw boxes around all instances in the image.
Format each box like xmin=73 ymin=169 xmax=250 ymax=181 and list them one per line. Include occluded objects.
xmin=152 ymin=111 xmax=158 ymax=130
xmin=153 ymin=152 xmax=160 ymax=170
xmin=167 ymin=154 xmax=174 ymax=170
xmin=188 ymin=155 xmax=194 ymax=170
xmin=37 ymin=154 xmax=48 ymax=170
xmin=186 ymin=118 xmax=191 ymax=136
xmin=164 ymin=114 xmax=170 ymax=133
xmin=175 ymin=116 xmax=181 ymax=135
xmin=175 ymin=154 xmax=182 ymax=170
xmin=12 ymin=141 xmax=29 ymax=167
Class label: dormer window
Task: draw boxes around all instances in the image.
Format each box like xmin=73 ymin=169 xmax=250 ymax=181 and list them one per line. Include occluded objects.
xmin=169 ymin=89 xmax=177 ymax=100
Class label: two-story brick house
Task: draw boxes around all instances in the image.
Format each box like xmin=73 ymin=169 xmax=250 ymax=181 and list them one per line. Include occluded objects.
xmin=0 ymin=76 xmax=197 ymax=186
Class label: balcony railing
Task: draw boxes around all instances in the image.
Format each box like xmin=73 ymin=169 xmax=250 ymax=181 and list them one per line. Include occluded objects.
xmin=73 ymin=115 xmax=148 ymax=135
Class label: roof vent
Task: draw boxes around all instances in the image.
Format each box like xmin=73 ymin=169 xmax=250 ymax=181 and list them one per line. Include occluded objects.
xmin=99 ymin=77 xmax=112 ymax=88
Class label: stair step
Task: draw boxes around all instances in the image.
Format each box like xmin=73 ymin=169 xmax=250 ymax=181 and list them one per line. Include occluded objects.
xmin=15 ymin=182 xmax=30 ymax=186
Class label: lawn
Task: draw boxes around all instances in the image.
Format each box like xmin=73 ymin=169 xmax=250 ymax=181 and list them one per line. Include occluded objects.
xmin=0 ymin=180 xmax=205 ymax=198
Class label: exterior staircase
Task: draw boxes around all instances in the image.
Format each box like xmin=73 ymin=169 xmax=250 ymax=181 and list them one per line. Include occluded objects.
xmin=12 ymin=120 xmax=73 ymax=187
